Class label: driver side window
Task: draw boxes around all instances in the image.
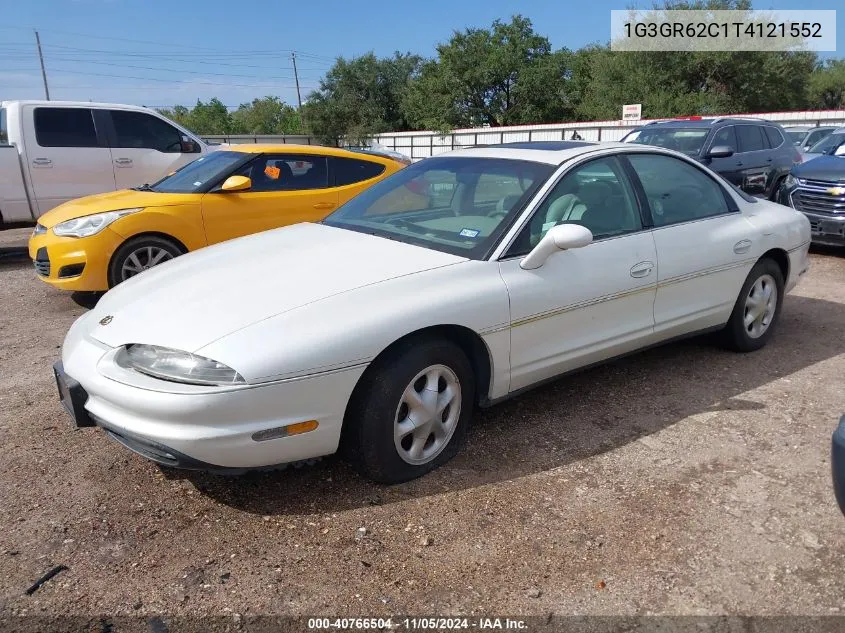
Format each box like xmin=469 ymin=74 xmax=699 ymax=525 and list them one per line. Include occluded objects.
xmin=505 ymin=156 xmax=641 ymax=257
xmin=110 ymin=110 xmax=184 ymax=153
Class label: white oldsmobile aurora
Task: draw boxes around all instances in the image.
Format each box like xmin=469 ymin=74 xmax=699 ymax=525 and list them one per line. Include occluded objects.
xmin=55 ymin=141 xmax=811 ymax=483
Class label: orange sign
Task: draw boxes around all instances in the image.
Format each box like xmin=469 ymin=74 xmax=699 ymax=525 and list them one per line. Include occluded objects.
xmin=265 ymin=165 xmax=281 ymax=180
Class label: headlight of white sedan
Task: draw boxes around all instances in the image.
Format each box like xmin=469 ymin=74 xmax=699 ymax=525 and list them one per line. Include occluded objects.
xmin=115 ymin=344 xmax=246 ymax=386
xmin=53 ymin=208 xmax=142 ymax=238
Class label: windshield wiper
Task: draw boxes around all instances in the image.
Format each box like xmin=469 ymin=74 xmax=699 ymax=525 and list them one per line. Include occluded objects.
xmin=131 ymin=183 xmax=154 ymax=191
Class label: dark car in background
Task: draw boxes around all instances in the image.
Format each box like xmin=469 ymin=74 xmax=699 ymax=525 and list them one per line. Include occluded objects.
xmin=785 ymin=125 xmax=837 ymax=154
xmin=778 ymin=153 xmax=845 ymax=246
xmin=833 ymin=416 xmax=845 ymax=516
xmin=622 ymin=117 xmax=801 ymax=200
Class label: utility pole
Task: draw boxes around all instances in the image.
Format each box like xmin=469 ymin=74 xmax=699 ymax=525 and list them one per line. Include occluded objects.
xmin=35 ymin=30 xmax=50 ymax=100
xmin=291 ymin=52 xmax=302 ymax=109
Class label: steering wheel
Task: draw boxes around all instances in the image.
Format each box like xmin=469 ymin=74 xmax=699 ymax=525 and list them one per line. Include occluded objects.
xmin=487 ymin=209 xmax=508 ymax=221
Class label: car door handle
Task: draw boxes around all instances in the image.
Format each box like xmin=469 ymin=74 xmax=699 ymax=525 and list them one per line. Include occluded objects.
xmin=736 ymin=161 xmax=744 ymax=167
xmin=630 ymin=261 xmax=654 ymax=278
xmin=766 ymin=158 xmax=773 ymax=162
xmin=312 ymin=202 xmax=336 ymax=210
xmin=114 ymin=158 xmax=133 ymax=166
xmin=32 ymin=158 xmax=52 ymax=166
xmin=734 ymin=239 xmax=752 ymax=254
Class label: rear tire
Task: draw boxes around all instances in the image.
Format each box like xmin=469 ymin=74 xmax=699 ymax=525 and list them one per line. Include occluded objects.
xmin=342 ymin=337 xmax=475 ymax=484
xmin=722 ymin=258 xmax=784 ymax=352
xmin=108 ymin=235 xmax=183 ymax=288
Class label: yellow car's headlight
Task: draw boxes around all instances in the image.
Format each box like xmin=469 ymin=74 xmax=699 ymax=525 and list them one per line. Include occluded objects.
xmin=53 ymin=208 xmax=142 ymax=238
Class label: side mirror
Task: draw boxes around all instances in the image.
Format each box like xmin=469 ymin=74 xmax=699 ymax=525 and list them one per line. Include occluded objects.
xmin=221 ymin=175 xmax=251 ymax=192
xmin=180 ymin=136 xmax=201 ymax=153
xmin=707 ymin=145 xmax=734 ymax=159
xmin=520 ymin=224 xmax=593 ymax=270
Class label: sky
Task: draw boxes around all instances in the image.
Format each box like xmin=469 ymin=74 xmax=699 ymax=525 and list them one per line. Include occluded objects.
xmin=1 ymin=0 xmax=843 ymax=109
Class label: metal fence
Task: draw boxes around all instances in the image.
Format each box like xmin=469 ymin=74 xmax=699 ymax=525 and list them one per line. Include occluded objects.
xmin=203 ymin=109 xmax=845 ymax=159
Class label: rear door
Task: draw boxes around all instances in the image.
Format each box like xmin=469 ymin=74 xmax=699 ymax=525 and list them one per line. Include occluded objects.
xmin=22 ymin=105 xmax=115 ymax=215
xmin=105 ymin=109 xmax=202 ymax=189
xmin=625 ymin=152 xmax=758 ymax=338
xmin=733 ymin=124 xmax=770 ymax=196
xmin=201 ymin=153 xmax=338 ymax=245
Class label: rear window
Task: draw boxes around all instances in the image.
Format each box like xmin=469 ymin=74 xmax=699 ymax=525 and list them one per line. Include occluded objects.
xmin=34 ymin=107 xmax=99 ymax=148
xmin=333 ymin=157 xmax=386 ymax=186
xmin=764 ymin=126 xmax=784 ymax=149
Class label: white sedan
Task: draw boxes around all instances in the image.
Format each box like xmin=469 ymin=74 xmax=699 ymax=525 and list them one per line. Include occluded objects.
xmin=54 ymin=141 xmax=811 ymax=483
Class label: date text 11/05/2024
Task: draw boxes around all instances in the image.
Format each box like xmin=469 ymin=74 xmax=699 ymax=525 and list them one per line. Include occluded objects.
xmin=623 ymin=21 xmax=822 ymax=39
xmin=307 ymin=617 xmax=528 ymax=630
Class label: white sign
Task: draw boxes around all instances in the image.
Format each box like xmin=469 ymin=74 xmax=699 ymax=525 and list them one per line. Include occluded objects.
xmin=622 ymin=103 xmax=642 ymax=121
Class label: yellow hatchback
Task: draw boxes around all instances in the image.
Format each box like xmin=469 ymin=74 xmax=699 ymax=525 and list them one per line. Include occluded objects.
xmin=29 ymin=145 xmax=406 ymax=291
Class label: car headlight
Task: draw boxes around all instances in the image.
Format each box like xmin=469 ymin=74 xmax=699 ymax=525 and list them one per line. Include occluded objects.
xmin=784 ymin=174 xmax=797 ymax=188
xmin=115 ymin=344 xmax=246 ymax=386
xmin=53 ymin=208 xmax=142 ymax=238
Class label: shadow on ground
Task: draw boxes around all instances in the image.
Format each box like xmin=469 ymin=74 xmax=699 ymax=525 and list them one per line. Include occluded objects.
xmin=167 ymin=294 xmax=845 ymax=516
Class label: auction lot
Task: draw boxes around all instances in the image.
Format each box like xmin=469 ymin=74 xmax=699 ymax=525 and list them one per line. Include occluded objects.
xmin=1 ymin=233 xmax=844 ymax=619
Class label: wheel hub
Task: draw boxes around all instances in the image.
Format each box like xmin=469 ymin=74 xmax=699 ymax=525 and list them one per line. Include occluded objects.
xmin=393 ymin=364 xmax=461 ymax=466
xmin=743 ymin=273 xmax=778 ymax=339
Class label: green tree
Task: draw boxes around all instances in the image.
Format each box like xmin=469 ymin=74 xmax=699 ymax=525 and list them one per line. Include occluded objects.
xmin=231 ymin=96 xmax=302 ymax=134
xmin=303 ymin=52 xmax=422 ymax=144
xmin=404 ymin=15 xmax=574 ymax=130
xmin=158 ymin=98 xmax=238 ymax=135
xmin=808 ymin=60 xmax=845 ymax=109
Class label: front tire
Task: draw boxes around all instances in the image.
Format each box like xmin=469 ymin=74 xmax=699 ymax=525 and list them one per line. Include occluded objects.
xmin=342 ymin=337 xmax=475 ymax=484
xmin=723 ymin=258 xmax=784 ymax=352
xmin=108 ymin=235 xmax=183 ymax=288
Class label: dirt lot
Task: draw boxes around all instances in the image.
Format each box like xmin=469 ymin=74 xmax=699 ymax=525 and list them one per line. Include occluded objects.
xmin=0 ymin=240 xmax=844 ymax=627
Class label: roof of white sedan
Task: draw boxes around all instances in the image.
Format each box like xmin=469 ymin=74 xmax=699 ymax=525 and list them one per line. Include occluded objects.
xmin=446 ymin=141 xmax=630 ymax=165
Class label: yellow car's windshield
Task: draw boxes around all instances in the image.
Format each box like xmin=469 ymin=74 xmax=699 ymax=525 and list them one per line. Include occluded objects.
xmin=146 ymin=151 xmax=251 ymax=194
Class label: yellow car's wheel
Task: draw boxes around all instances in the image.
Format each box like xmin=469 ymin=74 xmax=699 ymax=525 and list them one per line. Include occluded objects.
xmin=108 ymin=235 xmax=184 ymax=288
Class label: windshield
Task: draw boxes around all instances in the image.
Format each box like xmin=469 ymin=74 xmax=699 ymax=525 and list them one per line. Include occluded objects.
xmin=148 ymin=151 xmax=250 ymax=193
xmin=786 ymin=130 xmax=807 ymax=143
xmin=808 ymin=132 xmax=845 ymax=155
xmin=323 ymin=156 xmax=554 ymax=259
xmin=627 ymin=127 xmax=710 ymax=156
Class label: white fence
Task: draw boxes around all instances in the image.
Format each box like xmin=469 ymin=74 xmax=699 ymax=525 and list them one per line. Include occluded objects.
xmin=203 ymin=108 xmax=845 ymax=159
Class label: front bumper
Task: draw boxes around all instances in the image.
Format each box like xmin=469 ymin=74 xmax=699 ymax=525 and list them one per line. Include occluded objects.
xmin=782 ymin=186 xmax=845 ymax=246
xmin=832 ymin=416 xmax=845 ymax=516
xmin=58 ymin=318 xmax=366 ymax=469
xmin=28 ymin=227 xmax=122 ymax=291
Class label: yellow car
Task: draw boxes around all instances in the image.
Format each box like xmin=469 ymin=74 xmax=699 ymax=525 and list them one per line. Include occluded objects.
xmin=29 ymin=145 xmax=406 ymax=291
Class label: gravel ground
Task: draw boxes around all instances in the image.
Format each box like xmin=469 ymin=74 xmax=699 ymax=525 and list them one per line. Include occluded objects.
xmin=0 ymin=245 xmax=844 ymax=627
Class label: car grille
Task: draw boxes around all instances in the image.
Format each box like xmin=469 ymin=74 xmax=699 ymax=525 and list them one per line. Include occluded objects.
xmin=33 ymin=247 xmax=50 ymax=277
xmin=791 ymin=179 xmax=845 ymax=216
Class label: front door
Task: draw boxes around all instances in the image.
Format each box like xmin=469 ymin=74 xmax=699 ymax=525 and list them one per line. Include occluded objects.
xmin=105 ymin=109 xmax=202 ymax=190
xmin=625 ymin=152 xmax=759 ymax=338
xmin=22 ymin=106 xmax=116 ymax=215
xmin=201 ymin=153 xmax=338 ymax=245
xmin=498 ymin=155 xmax=658 ymax=392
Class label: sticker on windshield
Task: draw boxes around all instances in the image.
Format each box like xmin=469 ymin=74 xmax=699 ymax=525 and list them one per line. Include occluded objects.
xmin=459 ymin=228 xmax=480 ymax=238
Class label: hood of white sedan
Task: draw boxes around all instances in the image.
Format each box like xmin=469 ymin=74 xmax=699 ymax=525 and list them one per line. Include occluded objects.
xmin=86 ymin=223 xmax=466 ymax=352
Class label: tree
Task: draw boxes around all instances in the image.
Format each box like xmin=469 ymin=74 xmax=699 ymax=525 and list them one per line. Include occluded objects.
xmin=404 ymin=15 xmax=574 ymax=130
xmin=231 ymin=96 xmax=302 ymax=134
xmin=303 ymin=52 xmax=422 ymax=144
xmin=809 ymin=60 xmax=845 ymax=109
xmin=158 ymin=98 xmax=239 ymax=135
